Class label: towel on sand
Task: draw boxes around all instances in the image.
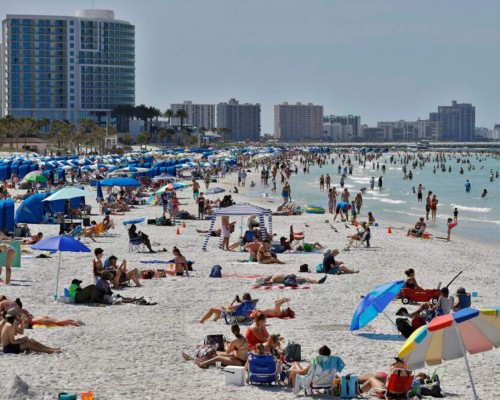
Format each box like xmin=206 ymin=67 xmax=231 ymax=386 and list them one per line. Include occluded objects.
xmin=252 ymin=285 xmax=311 ymax=290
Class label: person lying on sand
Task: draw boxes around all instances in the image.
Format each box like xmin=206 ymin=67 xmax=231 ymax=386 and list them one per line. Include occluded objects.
xmin=255 ymin=298 xmax=295 ymax=318
xmin=1 ymin=308 xmax=61 ymax=354
xmin=323 ymin=249 xmax=359 ymax=274
xmin=257 ymin=240 xmax=285 ymax=264
xmin=21 ymin=232 xmax=44 ymax=245
xmin=295 ymin=242 xmax=324 ymax=252
xmin=199 ymin=293 xmax=252 ymax=323
xmin=255 ymin=274 xmax=327 ymax=285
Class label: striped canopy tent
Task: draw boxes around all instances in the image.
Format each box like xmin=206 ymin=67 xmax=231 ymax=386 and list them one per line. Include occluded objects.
xmin=202 ymin=202 xmax=272 ymax=251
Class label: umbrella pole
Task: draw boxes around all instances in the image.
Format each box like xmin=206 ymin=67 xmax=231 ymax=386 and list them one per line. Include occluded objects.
xmin=54 ymin=252 xmax=61 ymax=301
xmin=381 ymin=310 xmax=399 ymax=330
xmin=458 ymin=330 xmax=478 ymax=399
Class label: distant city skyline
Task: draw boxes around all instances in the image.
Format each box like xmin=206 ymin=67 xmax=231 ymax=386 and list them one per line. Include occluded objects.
xmin=1 ymin=0 xmax=499 ymax=133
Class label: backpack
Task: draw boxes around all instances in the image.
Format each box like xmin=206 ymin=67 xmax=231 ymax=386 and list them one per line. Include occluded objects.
xmin=396 ymin=317 xmax=415 ymax=339
xmin=299 ymin=264 xmax=309 ymax=273
xmin=340 ymin=374 xmax=359 ymax=398
xmin=209 ymin=265 xmax=222 ymax=278
xmin=284 ymin=342 xmax=301 ymax=362
xmin=283 ymin=274 xmax=298 ymax=287
xmin=315 ymin=263 xmax=324 ymax=273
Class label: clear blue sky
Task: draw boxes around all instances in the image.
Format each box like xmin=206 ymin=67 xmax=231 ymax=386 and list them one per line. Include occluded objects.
xmin=2 ymin=0 xmax=499 ymax=133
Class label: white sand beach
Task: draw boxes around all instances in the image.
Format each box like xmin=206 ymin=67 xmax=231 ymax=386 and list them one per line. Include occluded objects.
xmin=0 ymin=168 xmax=498 ymax=400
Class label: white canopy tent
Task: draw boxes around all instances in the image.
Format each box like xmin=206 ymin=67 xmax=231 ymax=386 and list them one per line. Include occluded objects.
xmin=202 ymin=203 xmax=272 ymax=251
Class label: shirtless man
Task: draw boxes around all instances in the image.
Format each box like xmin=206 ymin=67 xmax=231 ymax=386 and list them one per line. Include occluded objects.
xmin=1 ymin=309 xmax=60 ymax=354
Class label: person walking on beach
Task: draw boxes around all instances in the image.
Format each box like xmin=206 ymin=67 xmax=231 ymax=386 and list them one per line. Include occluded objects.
xmin=192 ymin=179 xmax=200 ymax=200
xmin=446 ymin=218 xmax=457 ymax=241
xmin=355 ymin=192 xmax=363 ymax=215
xmin=327 ymin=188 xmax=337 ymax=214
xmin=319 ymin=175 xmax=325 ymax=191
xmin=0 ymin=242 xmax=16 ymax=284
xmin=425 ymin=191 xmax=432 ymax=220
xmin=282 ymin=181 xmax=291 ymax=203
xmin=430 ymin=194 xmax=438 ymax=221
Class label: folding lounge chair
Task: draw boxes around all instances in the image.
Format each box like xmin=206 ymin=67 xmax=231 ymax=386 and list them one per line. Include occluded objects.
xmin=123 ymin=222 xmax=146 ymax=253
xmin=246 ymin=354 xmax=279 ymax=386
xmin=294 ymin=355 xmax=343 ymax=396
xmin=289 ymin=225 xmax=305 ymax=248
xmin=223 ymin=300 xmax=258 ymax=325
xmin=371 ymin=369 xmax=414 ymax=399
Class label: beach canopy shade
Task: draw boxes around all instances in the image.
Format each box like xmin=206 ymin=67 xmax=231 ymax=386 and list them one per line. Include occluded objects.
xmin=202 ymin=203 xmax=272 ymax=251
xmin=32 ymin=235 xmax=91 ymax=300
xmin=23 ymin=174 xmax=47 ymax=183
xmin=99 ymin=177 xmax=141 ymax=187
xmin=205 ymin=187 xmax=225 ymax=195
xmin=398 ymin=308 xmax=500 ymax=400
xmin=42 ymin=187 xmax=94 ymax=202
xmin=350 ymin=280 xmax=405 ymax=331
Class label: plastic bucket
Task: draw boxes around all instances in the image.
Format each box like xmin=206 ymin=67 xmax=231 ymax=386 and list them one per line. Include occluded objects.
xmin=81 ymin=392 xmax=95 ymax=400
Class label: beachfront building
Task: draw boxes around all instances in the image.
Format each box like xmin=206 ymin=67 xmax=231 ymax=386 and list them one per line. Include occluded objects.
xmin=323 ymin=121 xmax=353 ymax=142
xmin=323 ymin=115 xmax=361 ymax=141
xmin=170 ymin=101 xmax=215 ymax=130
xmin=216 ymin=98 xmax=261 ymax=142
xmin=429 ymin=100 xmax=475 ymax=141
xmin=274 ymin=102 xmax=323 ymax=141
xmin=376 ymin=120 xmax=441 ymax=141
xmin=0 ymin=10 xmax=135 ymax=124
xmin=492 ymin=125 xmax=500 ymax=141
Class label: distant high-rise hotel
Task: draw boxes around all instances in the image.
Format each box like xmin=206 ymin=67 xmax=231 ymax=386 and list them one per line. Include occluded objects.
xmin=323 ymin=115 xmax=361 ymax=142
xmin=216 ymin=98 xmax=261 ymax=142
xmin=274 ymin=102 xmax=323 ymax=141
xmin=0 ymin=9 xmax=135 ymax=123
xmin=430 ymin=100 xmax=475 ymax=141
xmin=170 ymin=101 xmax=215 ymax=130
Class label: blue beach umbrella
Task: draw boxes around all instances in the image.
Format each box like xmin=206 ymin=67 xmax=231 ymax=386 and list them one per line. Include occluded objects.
xmin=123 ymin=218 xmax=145 ymax=225
xmin=99 ymin=177 xmax=141 ymax=187
xmin=350 ymin=280 xmax=404 ymax=331
xmin=32 ymin=236 xmax=91 ymax=300
xmin=205 ymin=187 xmax=225 ymax=195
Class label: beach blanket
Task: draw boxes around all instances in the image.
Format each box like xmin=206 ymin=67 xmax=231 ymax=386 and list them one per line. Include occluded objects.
xmin=140 ymin=259 xmax=194 ymax=264
xmin=252 ymin=285 xmax=311 ymax=290
xmin=223 ymin=274 xmax=262 ymax=279
xmin=231 ymin=261 xmax=259 ymax=265
xmin=0 ymin=241 xmax=21 ymax=268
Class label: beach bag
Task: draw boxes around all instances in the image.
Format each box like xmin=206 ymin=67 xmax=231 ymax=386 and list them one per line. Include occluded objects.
xmin=209 ymin=265 xmax=222 ymax=278
xmin=340 ymin=374 xmax=359 ymax=398
xmin=195 ymin=345 xmax=217 ymax=362
xmin=315 ymin=263 xmax=324 ymax=273
xmin=396 ymin=317 xmax=415 ymax=339
xmin=283 ymin=274 xmax=298 ymax=287
xmin=299 ymin=264 xmax=309 ymax=273
xmin=284 ymin=342 xmax=301 ymax=362
xmin=205 ymin=334 xmax=225 ymax=351
xmin=155 ymin=216 xmax=167 ymax=226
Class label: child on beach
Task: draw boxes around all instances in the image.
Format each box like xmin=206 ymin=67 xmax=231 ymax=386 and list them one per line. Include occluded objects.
xmin=453 ymin=207 xmax=458 ymax=222
xmin=446 ymin=218 xmax=457 ymax=241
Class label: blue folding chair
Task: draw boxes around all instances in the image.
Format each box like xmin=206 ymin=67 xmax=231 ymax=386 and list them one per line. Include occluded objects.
xmin=222 ymin=300 xmax=258 ymax=325
xmin=247 ymin=354 xmax=279 ymax=386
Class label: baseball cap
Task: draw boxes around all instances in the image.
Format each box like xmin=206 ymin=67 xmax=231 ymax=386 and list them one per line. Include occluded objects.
xmin=71 ymin=279 xmax=82 ymax=285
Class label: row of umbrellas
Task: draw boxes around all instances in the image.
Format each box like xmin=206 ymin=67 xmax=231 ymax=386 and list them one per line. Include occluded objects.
xmin=350 ymin=280 xmax=499 ymax=399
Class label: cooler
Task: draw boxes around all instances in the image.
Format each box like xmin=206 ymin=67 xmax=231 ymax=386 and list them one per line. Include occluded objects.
xmin=223 ymin=366 xmax=245 ymax=386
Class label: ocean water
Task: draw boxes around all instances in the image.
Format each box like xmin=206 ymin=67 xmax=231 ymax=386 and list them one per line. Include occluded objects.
xmin=248 ymin=153 xmax=500 ymax=245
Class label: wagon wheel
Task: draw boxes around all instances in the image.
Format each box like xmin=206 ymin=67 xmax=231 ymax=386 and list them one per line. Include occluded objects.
xmin=401 ymin=297 xmax=410 ymax=305
xmin=431 ymin=297 xmax=439 ymax=305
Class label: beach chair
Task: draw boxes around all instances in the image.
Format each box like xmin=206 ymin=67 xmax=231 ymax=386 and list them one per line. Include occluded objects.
xmin=290 ymin=225 xmax=305 ymax=248
xmin=360 ymin=230 xmax=371 ymax=247
xmin=371 ymin=369 xmax=414 ymax=399
xmin=123 ymin=223 xmax=146 ymax=252
xmin=246 ymin=354 xmax=279 ymax=386
xmin=222 ymin=299 xmax=258 ymax=325
xmin=65 ymin=225 xmax=83 ymax=239
xmin=242 ymin=230 xmax=257 ymax=245
xmin=294 ymin=355 xmax=344 ymax=396
xmin=429 ymin=366 xmax=447 ymax=384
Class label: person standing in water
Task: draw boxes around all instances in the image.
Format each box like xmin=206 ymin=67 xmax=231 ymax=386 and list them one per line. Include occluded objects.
xmin=378 ymin=176 xmax=383 ymax=190
xmin=465 ymin=180 xmax=471 ymax=192
xmin=481 ymin=189 xmax=488 ymax=198
xmin=425 ymin=191 xmax=432 ymax=220
xmin=417 ymin=184 xmax=423 ymax=202
xmin=430 ymin=194 xmax=439 ymax=221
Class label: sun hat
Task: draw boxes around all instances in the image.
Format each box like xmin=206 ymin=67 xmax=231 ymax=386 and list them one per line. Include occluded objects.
xmin=6 ymin=308 xmax=19 ymax=317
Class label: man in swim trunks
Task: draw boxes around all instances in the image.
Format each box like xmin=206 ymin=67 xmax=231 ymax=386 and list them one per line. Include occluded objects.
xmin=1 ymin=309 xmax=60 ymax=354
xmin=333 ymin=202 xmax=351 ymax=222
xmin=323 ymin=249 xmax=359 ymax=274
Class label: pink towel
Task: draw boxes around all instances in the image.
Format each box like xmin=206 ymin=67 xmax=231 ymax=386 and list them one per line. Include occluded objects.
xmin=252 ymin=285 xmax=311 ymax=290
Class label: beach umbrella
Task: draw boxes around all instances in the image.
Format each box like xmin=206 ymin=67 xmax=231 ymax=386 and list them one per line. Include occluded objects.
xmin=154 ymin=183 xmax=188 ymax=194
xmin=96 ymin=181 xmax=104 ymax=203
xmin=23 ymin=174 xmax=47 ymax=183
xmin=32 ymin=236 xmax=91 ymax=300
xmin=42 ymin=187 xmax=94 ymax=202
xmin=398 ymin=308 xmax=500 ymax=399
xmin=350 ymin=280 xmax=404 ymax=331
xmin=99 ymin=177 xmax=141 ymax=187
xmin=205 ymin=187 xmax=225 ymax=195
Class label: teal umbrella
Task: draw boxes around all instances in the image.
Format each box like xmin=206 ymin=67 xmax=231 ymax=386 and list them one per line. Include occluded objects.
xmin=42 ymin=187 xmax=94 ymax=202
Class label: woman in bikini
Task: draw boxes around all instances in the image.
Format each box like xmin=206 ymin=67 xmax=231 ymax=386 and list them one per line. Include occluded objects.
xmin=245 ymin=313 xmax=269 ymax=350
xmin=165 ymin=247 xmax=189 ymax=277
xmin=0 ymin=242 xmax=16 ymax=284
xmin=184 ymin=324 xmax=249 ymax=368
xmin=199 ymin=293 xmax=252 ymax=323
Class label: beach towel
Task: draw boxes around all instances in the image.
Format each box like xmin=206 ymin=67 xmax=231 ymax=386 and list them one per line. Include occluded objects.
xmin=223 ymin=274 xmax=262 ymax=279
xmin=0 ymin=241 xmax=21 ymax=268
xmin=140 ymin=259 xmax=194 ymax=264
xmin=252 ymin=285 xmax=311 ymax=290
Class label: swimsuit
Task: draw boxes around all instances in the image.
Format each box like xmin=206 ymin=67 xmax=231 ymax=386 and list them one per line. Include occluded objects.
xmin=176 ymin=272 xmax=184 ymax=276
xmin=3 ymin=343 xmax=22 ymax=354
xmin=0 ymin=244 xmax=15 ymax=252
xmin=245 ymin=327 xmax=268 ymax=350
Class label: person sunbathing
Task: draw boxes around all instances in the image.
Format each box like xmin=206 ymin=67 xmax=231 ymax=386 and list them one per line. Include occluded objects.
xmin=257 ymin=240 xmax=285 ymax=264
xmin=1 ymin=309 xmax=61 ymax=354
xmin=199 ymin=293 xmax=252 ymax=323
xmin=104 ymin=255 xmax=142 ymax=288
xmin=255 ymin=274 xmax=327 ymax=285
xmin=359 ymin=357 xmax=410 ymax=394
xmin=347 ymin=222 xmax=371 ymax=248
xmin=323 ymin=249 xmax=359 ymax=274
xmin=21 ymin=232 xmax=44 ymax=245
xmin=164 ymin=247 xmax=190 ymax=277
xmin=294 ymin=242 xmax=324 ymax=252
xmin=183 ymin=324 xmax=250 ymax=368
xmin=256 ymin=298 xmax=295 ymax=318
xmin=244 ymin=236 xmax=262 ymax=261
